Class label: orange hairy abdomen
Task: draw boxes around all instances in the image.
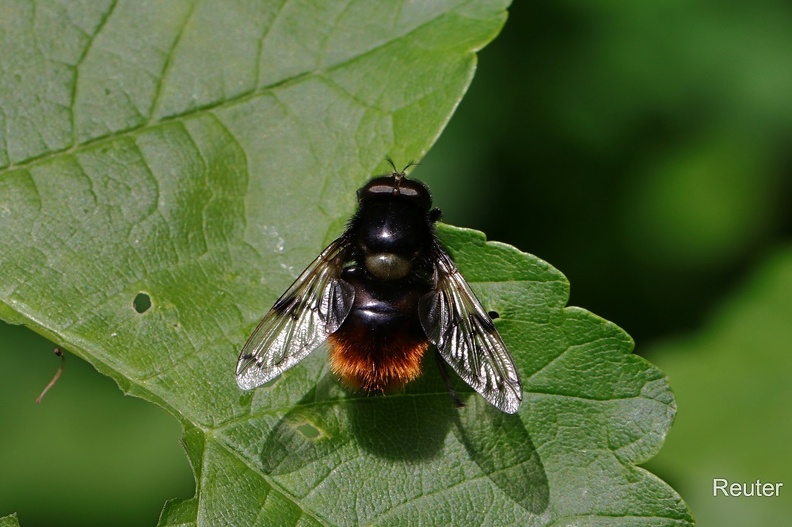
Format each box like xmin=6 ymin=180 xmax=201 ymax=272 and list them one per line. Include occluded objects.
xmin=328 ymin=324 xmax=429 ymax=393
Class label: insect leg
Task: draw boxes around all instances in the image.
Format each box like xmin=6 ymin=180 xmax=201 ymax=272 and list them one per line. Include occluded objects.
xmin=434 ymin=349 xmax=465 ymax=409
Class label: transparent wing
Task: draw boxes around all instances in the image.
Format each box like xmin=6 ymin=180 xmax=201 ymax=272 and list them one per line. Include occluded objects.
xmin=235 ymin=236 xmax=354 ymax=390
xmin=419 ymin=247 xmax=522 ymax=413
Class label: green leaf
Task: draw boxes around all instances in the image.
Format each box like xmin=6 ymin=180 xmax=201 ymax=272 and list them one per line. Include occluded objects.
xmin=646 ymin=247 xmax=792 ymax=526
xmin=0 ymin=1 xmax=691 ymax=525
xmin=0 ymin=514 xmax=19 ymax=527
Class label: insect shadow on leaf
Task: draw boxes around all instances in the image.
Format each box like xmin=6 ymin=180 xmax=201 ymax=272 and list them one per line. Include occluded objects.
xmin=258 ymin=366 xmax=548 ymax=517
xmin=453 ymin=396 xmax=549 ymax=515
xmin=260 ymin=361 xmax=458 ymax=474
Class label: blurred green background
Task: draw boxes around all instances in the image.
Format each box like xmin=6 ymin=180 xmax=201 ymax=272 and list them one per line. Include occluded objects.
xmin=2 ymin=1 xmax=791 ymax=525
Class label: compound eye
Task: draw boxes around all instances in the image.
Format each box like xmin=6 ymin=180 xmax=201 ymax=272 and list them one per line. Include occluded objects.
xmin=365 ymin=252 xmax=413 ymax=280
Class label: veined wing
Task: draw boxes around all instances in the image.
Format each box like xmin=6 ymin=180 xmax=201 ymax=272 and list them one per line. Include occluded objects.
xmin=235 ymin=236 xmax=354 ymax=390
xmin=419 ymin=247 xmax=522 ymax=413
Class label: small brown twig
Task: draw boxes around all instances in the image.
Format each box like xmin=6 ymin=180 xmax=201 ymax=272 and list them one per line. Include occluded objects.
xmin=36 ymin=347 xmax=65 ymax=404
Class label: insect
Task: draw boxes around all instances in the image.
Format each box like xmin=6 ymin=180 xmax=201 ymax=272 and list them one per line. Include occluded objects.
xmin=235 ymin=164 xmax=522 ymax=413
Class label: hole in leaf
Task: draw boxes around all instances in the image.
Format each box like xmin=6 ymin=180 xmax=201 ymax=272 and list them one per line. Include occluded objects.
xmin=488 ymin=310 xmax=500 ymax=320
xmin=133 ymin=293 xmax=152 ymax=314
xmin=295 ymin=422 xmax=322 ymax=440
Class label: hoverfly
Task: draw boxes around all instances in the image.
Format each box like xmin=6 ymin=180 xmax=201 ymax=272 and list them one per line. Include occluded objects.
xmin=235 ymin=164 xmax=522 ymax=413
